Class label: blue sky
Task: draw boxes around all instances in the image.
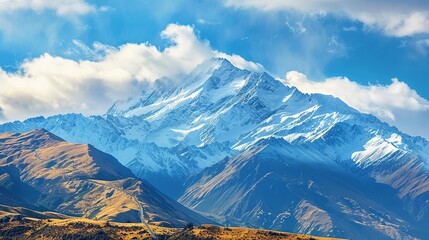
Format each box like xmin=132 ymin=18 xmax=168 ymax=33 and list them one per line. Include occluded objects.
xmin=0 ymin=0 xmax=428 ymax=138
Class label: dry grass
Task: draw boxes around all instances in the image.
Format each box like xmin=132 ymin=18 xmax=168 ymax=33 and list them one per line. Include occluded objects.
xmin=0 ymin=218 xmax=341 ymax=240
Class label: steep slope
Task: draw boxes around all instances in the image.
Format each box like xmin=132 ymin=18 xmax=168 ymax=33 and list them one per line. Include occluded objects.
xmin=1 ymin=58 xmax=429 ymax=239
xmin=0 ymin=129 xmax=209 ymax=227
xmin=180 ymin=138 xmax=427 ymax=239
xmin=0 ymin=59 xmax=259 ymax=196
xmin=0 ymin=58 xmax=374 ymax=197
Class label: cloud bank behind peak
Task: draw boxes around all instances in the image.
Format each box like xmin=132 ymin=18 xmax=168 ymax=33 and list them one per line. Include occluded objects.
xmin=0 ymin=24 xmax=262 ymax=122
xmin=285 ymin=71 xmax=429 ymax=139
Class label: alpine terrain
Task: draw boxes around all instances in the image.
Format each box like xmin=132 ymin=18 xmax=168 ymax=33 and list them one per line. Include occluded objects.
xmin=0 ymin=129 xmax=209 ymax=227
xmin=1 ymin=58 xmax=428 ymax=239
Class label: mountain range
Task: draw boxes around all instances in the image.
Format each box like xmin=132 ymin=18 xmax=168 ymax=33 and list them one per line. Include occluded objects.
xmin=1 ymin=58 xmax=428 ymax=239
xmin=0 ymin=129 xmax=209 ymax=226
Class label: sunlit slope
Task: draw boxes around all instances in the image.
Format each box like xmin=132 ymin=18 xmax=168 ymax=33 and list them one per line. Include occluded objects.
xmin=0 ymin=218 xmax=341 ymax=240
xmin=0 ymin=129 xmax=209 ymax=226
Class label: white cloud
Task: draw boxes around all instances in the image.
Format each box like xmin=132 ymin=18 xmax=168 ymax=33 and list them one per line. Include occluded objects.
xmin=197 ymin=18 xmax=220 ymax=25
xmin=0 ymin=0 xmax=97 ymax=48
xmin=285 ymin=71 xmax=429 ymax=139
xmin=327 ymin=36 xmax=347 ymax=56
xmin=343 ymin=26 xmax=358 ymax=32
xmin=414 ymin=38 xmax=429 ymax=55
xmin=285 ymin=19 xmax=307 ymax=34
xmin=223 ymin=0 xmax=429 ymax=37
xmin=0 ymin=24 xmax=262 ymax=122
xmin=214 ymin=52 xmax=264 ymax=72
xmin=0 ymin=0 xmax=95 ymax=16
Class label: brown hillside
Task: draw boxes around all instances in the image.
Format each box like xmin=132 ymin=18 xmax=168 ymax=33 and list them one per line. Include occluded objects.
xmin=0 ymin=218 xmax=341 ymax=240
xmin=0 ymin=129 xmax=209 ymax=226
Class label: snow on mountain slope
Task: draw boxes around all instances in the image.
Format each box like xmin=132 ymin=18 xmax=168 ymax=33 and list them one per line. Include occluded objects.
xmin=0 ymin=114 xmax=214 ymax=197
xmin=0 ymin=129 xmax=211 ymax=226
xmin=0 ymin=58 xmax=428 ymax=202
xmin=179 ymin=138 xmax=426 ymax=239
xmin=1 ymin=58 xmax=429 ymax=238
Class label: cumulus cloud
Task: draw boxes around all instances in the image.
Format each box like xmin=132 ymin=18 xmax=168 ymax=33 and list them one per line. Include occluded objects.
xmin=285 ymin=71 xmax=429 ymax=139
xmin=223 ymin=0 xmax=429 ymax=37
xmin=0 ymin=24 xmax=262 ymax=122
xmin=0 ymin=0 xmax=95 ymax=16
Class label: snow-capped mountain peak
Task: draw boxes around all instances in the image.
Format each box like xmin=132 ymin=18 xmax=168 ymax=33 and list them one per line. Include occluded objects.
xmin=1 ymin=58 xmax=428 ymax=203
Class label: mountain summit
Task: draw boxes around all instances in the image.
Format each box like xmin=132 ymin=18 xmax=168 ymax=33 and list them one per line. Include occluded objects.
xmin=1 ymin=59 xmax=429 ymax=239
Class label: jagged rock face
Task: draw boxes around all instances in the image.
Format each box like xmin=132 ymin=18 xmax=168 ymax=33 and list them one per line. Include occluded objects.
xmin=179 ymin=138 xmax=429 ymax=239
xmin=0 ymin=129 xmax=210 ymax=227
xmin=0 ymin=59 xmax=378 ymax=195
xmin=1 ymin=58 xmax=429 ymax=239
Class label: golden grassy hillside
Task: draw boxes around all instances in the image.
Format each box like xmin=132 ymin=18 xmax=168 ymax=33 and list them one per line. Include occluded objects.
xmin=0 ymin=129 xmax=133 ymax=183
xmin=0 ymin=129 xmax=209 ymax=226
xmin=0 ymin=218 xmax=340 ymax=240
xmin=0 ymin=204 xmax=69 ymax=220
